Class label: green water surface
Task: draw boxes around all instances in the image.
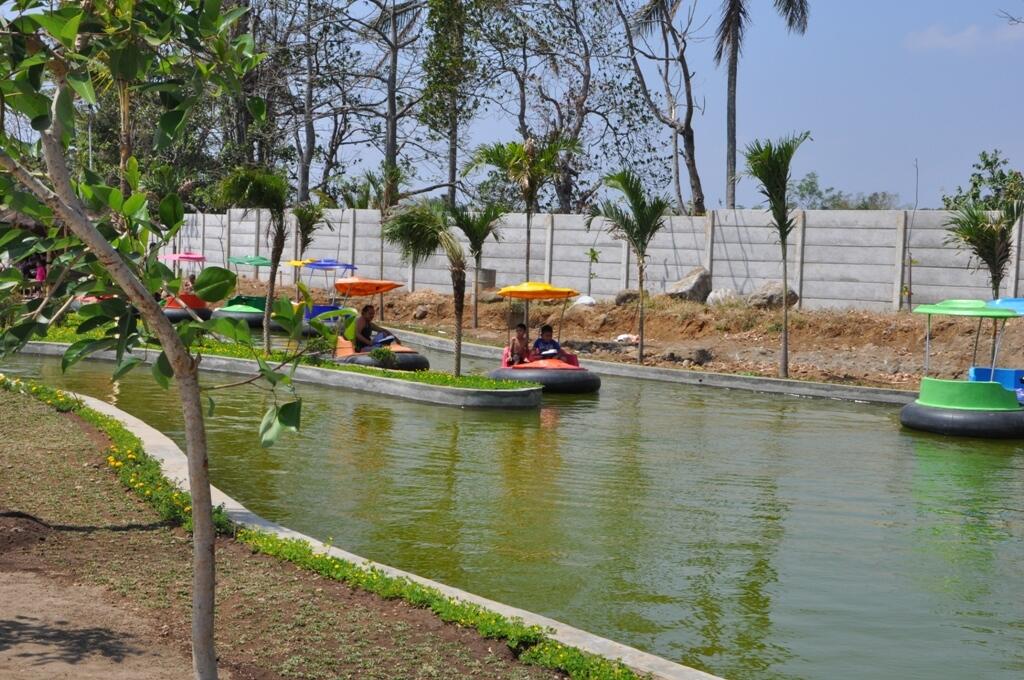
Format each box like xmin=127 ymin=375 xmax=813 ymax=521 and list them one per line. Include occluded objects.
xmin=3 ymin=352 xmax=1022 ymax=680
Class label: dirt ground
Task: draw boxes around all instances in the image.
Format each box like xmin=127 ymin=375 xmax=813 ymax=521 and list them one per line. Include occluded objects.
xmin=235 ymin=276 xmax=1017 ymax=389
xmin=0 ymin=391 xmax=560 ymax=680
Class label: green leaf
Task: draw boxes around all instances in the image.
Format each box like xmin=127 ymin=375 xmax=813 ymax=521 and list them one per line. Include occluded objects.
xmin=30 ymin=113 xmax=51 ymax=131
xmin=256 ymin=355 xmax=288 ymax=386
xmin=207 ymin=396 xmax=216 ymax=417
xmin=259 ymin=400 xmax=301 ymax=448
xmin=0 ymin=268 xmax=24 ymax=293
xmin=158 ymin=193 xmax=184 ymax=230
xmin=55 ymin=87 xmax=75 ymax=136
xmin=109 ymin=45 xmax=141 ymax=80
xmin=151 ymin=351 xmax=173 ymax=389
xmin=193 ymin=266 xmax=236 ymax=302
xmin=32 ymin=9 xmax=82 ymax=47
xmin=278 ymin=399 xmax=301 ymax=431
xmin=201 ymin=316 xmax=250 ymax=343
xmin=0 ymin=227 xmax=26 ymax=250
xmin=108 ymin=188 xmax=124 ymax=212
xmin=155 ymin=108 xmax=186 ymax=150
xmin=76 ymin=315 xmax=112 ymax=334
xmin=259 ymin=405 xmax=282 ymax=447
xmin=246 ymin=96 xmax=266 ymax=122
xmin=122 ymin=192 xmax=146 ymax=218
xmin=125 ymin=157 xmax=141 ymax=191
xmin=67 ymin=71 xmax=97 ymax=105
xmin=112 ymin=356 xmax=142 ymax=380
xmin=62 ymin=337 xmax=116 ymax=372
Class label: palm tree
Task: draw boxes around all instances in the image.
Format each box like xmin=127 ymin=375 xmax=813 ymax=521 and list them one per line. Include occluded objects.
xmin=744 ymin=131 xmax=809 ymax=378
xmin=586 ymin=169 xmax=671 ymax=364
xmin=465 ymin=136 xmax=579 ymax=285
xmin=383 ymin=199 xmax=469 ymax=376
xmin=219 ymin=166 xmax=289 ymax=354
xmin=946 ymin=200 xmax=1024 ymax=300
xmin=716 ymin=1 xmax=809 ymax=208
xmin=449 ymin=203 xmax=503 ymax=328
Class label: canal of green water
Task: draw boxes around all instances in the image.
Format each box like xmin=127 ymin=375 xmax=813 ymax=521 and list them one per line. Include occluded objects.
xmin=2 ymin=351 xmax=1022 ymax=680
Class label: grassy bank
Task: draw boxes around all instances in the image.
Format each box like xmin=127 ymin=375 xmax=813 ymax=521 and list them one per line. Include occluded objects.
xmin=0 ymin=374 xmax=648 ymax=679
xmin=40 ymin=314 xmax=536 ymax=391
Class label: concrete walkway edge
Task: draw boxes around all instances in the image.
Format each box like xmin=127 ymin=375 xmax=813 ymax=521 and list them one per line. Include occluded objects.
xmin=397 ymin=330 xmax=918 ymax=406
xmin=22 ymin=342 xmax=541 ymax=409
xmin=71 ymin=393 xmax=723 ymax=680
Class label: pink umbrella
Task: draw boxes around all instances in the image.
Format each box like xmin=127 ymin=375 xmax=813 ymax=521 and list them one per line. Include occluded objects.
xmin=158 ymin=252 xmax=206 ymax=262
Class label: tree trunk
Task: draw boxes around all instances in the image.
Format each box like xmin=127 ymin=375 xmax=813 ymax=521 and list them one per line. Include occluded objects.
xmin=4 ymin=86 xmax=221 ymax=678
xmin=472 ymin=255 xmax=480 ymax=329
xmin=637 ymin=259 xmax=645 ymax=364
xmin=447 ymin=90 xmax=458 ymax=208
xmin=725 ymin=47 xmax=737 ymax=209
xmin=672 ymin=127 xmax=684 ymax=214
xmin=780 ymin=244 xmax=789 ymax=378
xmin=297 ymin=0 xmax=315 ymax=203
xmin=451 ymin=267 xmax=465 ymax=377
xmin=383 ymin=4 xmax=399 ymax=209
xmin=117 ymin=80 xmax=132 ymax=197
xmin=262 ymin=217 xmax=286 ymax=354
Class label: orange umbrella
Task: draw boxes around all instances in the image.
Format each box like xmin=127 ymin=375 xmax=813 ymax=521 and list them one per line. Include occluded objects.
xmin=333 ymin=277 xmax=404 ymax=297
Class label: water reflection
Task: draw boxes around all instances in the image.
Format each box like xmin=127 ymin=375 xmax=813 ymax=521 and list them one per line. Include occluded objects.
xmin=3 ymin=353 xmax=1023 ymax=680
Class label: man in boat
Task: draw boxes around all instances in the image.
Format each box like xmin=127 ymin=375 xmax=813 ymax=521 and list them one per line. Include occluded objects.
xmin=353 ymin=304 xmax=399 ymax=353
xmin=530 ymin=324 xmax=575 ymax=364
xmin=509 ymin=323 xmax=530 ymax=365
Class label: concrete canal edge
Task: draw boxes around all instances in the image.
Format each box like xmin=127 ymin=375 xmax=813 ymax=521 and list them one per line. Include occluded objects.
xmin=398 ymin=330 xmax=918 ymax=406
xmin=72 ymin=392 xmax=722 ymax=680
xmin=22 ymin=341 xmax=541 ymax=409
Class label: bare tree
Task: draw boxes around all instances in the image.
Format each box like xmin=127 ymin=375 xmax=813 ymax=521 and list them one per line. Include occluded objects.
xmin=615 ymin=0 xmax=706 ymax=215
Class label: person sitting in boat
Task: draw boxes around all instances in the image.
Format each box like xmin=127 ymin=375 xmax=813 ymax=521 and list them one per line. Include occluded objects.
xmin=182 ymin=273 xmax=196 ymax=294
xmin=353 ymin=304 xmax=399 ymax=352
xmin=530 ymin=324 xmax=575 ymax=363
xmin=509 ymin=323 xmax=530 ymax=365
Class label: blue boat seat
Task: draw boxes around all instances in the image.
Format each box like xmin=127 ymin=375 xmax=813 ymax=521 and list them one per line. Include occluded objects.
xmin=969 ymin=367 xmax=1024 ymax=403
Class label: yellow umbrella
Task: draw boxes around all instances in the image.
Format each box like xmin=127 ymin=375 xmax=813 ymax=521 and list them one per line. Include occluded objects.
xmin=497 ymin=281 xmax=579 ymax=301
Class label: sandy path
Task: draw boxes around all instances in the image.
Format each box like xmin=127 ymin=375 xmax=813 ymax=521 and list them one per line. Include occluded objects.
xmin=0 ymin=570 xmax=195 ymax=679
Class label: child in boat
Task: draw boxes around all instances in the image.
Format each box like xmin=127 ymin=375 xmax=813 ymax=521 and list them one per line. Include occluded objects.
xmin=531 ymin=324 xmax=572 ymax=362
xmin=509 ymin=323 xmax=529 ymax=365
xmin=353 ymin=304 xmax=398 ymax=352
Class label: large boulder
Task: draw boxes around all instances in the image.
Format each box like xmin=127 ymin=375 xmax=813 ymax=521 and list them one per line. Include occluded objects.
xmin=659 ymin=348 xmax=713 ymax=366
xmin=412 ymin=304 xmax=430 ymax=320
xmin=665 ymin=266 xmax=712 ymax=303
xmin=479 ymin=290 xmax=503 ymax=304
xmin=615 ymin=289 xmax=643 ymax=306
xmin=745 ymin=281 xmax=799 ymax=309
xmin=706 ymin=288 xmax=739 ymax=306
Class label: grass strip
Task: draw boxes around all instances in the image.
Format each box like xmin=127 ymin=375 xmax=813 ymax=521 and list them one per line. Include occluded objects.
xmin=1 ymin=372 xmax=647 ymax=680
xmin=41 ymin=314 xmax=537 ymax=391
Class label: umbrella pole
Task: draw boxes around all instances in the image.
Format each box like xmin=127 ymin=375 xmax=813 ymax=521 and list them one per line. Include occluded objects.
xmin=558 ymin=298 xmax=568 ymax=343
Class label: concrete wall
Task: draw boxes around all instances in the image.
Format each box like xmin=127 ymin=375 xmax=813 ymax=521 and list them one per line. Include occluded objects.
xmin=165 ymin=209 xmax=1024 ymax=311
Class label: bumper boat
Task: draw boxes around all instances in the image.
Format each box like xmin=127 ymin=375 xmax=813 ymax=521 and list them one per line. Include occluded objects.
xmin=900 ymin=299 xmax=1024 ymax=438
xmin=163 ymin=292 xmax=212 ymax=322
xmin=486 ymin=282 xmax=601 ymax=394
xmin=329 ymin=277 xmax=429 ymax=371
xmin=212 ymin=295 xmax=266 ymax=327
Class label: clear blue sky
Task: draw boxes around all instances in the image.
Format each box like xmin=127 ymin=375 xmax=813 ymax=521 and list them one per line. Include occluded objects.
xmin=475 ymin=0 xmax=1024 ymax=209
xmin=672 ymin=0 xmax=1024 ymax=208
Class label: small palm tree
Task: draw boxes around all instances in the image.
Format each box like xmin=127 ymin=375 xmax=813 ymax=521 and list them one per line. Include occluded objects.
xmin=219 ymin=166 xmax=288 ymax=354
xmin=383 ymin=199 xmax=469 ymax=376
xmin=587 ymin=169 xmax=670 ymax=364
xmin=449 ymin=203 xmax=503 ymax=328
xmin=465 ymin=136 xmax=580 ymax=287
xmin=293 ymin=201 xmax=326 ymax=258
xmin=744 ymin=131 xmax=809 ymax=378
xmin=946 ymin=200 xmax=1024 ymax=299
